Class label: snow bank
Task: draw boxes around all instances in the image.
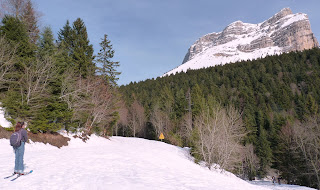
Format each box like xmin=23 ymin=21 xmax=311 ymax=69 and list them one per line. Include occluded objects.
xmin=0 ymin=106 xmax=12 ymax=128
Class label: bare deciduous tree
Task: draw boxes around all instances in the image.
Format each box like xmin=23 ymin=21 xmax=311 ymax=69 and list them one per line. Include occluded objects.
xmin=117 ymin=100 xmax=129 ymax=136
xmin=0 ymin=0 xmax=26 ymax=18
xmin=20 ymin=56 xmax=56 ymax=107
xmin=239 ymin=144 xmax=259 ymax=180
xmin=178 ymin=111 xmax=193 ymax=145
xmin=128 ymin=101 xmax=138 ymax=137
xmin=60 ymin=68 xmax=79 ymax=110
xmin=60 ymin=74 xmax=116 ymax=134
xmin=136 ymin=101 xmax=146 ymax=137
xmin=150 ymin=103 xmax=165 ymax=138
xmin=128 ymin=99 xmax=145 ymax=137
xmin=179 ymin=89 xmax=193 ymax=145
xmin=194 ymin=104 xmax=246 ymax=171
xmin=293 ymin=116 xmax=320 ymax=189
xmin=150 ymin=102 xmax=174 ymax=141
xmin=84 ymin=79 xmax=114 ymax=135
xmin=0 ymin=36 xmax=16 ymax=88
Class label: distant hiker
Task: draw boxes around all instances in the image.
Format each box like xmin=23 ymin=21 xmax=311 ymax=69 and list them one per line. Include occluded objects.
xmin=11 ymin=122 xmax=28 ymax=175
xmin=272 ymin=176 xmax=276 ymax=184
xmin=277 ymin=176 xmax=281 ymax=185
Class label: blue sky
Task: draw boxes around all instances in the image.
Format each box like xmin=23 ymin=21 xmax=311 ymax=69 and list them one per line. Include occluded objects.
xmin=33 ymin=0 xmax=320 ymax=86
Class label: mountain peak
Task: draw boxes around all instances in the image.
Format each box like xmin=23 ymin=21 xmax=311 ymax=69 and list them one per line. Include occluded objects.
xmin=277 ymin=7 xmax=292 ymax=17
xmin=163 ymin=8 xmax=318 ymax=77
xmin=261 ymin=7 xmax=293 ymax=27
xmin=227 ymin=20 xmax=244 ymax=27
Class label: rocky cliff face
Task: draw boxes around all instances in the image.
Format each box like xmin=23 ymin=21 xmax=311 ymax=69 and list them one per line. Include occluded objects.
xmin=165 ymin=8 xmax=319 ymax=76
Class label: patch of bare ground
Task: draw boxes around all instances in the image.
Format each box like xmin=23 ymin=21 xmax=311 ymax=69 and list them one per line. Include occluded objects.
xmin=73 ymin=132 xmax=91 ymax=142
xmin=0 ymin=127 xmax=70 ymax=148
xmin=0 ymin=126 xmax=11 ymax=139
xmin=72 ymin=132 xmax=110 ymax=142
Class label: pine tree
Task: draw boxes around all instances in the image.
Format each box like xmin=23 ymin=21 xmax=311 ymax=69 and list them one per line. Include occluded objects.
xmin=160 ymin=85 xmax=174 ymax=116
xmin=57 ymin=18 xmax=95 ymax=77
xmin=0 ymin=15 xmax=35 ymax=59
xmin=57 ymin=20 xmax=73 ymax=53
xmin=56 ymin=20 xmax=73 ymax=73
xmin=191 ymin=84 xmax=205 ymax=117
xmin=38 ymin=26 xmax=55 ymax=58
xmin=96 ymin=34 xmax=120 ymax=86
xmin=306 ymin=94 xmax=318 ymax=116
xmin=255 ymin=111 xmax=272 ymax=177
xmin=173 ymin=88 xmax=187 ymax=119
xmin=71 ymin=18 xmax=95 ymax=78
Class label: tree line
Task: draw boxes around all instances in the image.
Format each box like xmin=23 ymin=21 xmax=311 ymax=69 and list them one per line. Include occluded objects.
xmin=119 ymin=48 xmax=320 ymax=189
xmin=0 ymin=0 xmax=120 ymax=135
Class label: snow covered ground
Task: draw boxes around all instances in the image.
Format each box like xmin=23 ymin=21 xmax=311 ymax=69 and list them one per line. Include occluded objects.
xmin=0 ymin=106 xmax=12 ymax=128
xmin=0 ymin=134 xmax=315 ymax=190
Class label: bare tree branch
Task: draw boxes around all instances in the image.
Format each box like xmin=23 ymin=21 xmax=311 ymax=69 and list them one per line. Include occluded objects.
xmin=128 ymin=99 xmax=146 ymax=137
xmin=293 ymin=116 xmax=320 ymax=189
xmin=194 ymin=104 xmax=246 ymax=171
xmin=0 ymin=37 xmax=16 ymax=88
xmin=20 ymin=56 xmax=56 ymax=107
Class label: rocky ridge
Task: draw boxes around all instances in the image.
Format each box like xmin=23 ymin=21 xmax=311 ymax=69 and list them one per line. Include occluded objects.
xmin=164 ymin=8 xmax=319 ymax=76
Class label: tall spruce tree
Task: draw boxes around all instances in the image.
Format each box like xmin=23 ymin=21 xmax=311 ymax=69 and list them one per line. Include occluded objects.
xmin=57 ymin=20 xmax=73 ymax=73
xmin=38 ymin=26 xmax=55 ymax=58
xmin=191 ymin=84 xmax=205 ymax=117
xmin=71 ymin=18 xmax=95 ymax=78
xmin=0 ymin=15 xmax=35 ymax=59
xmin=0 ymin=15 xmax=35 ymax=121
xmin=57 ymin=20 xmax=73 ymax=53
xmin=35 ymin=27 xmax=73 ymax=134
xmin=57 ymin=18 xmax=94 ymax=77
xmin=96 ymin=34 xmax=120 ymax=86
xmin=255 ymin=111 xmax=272 ymax=177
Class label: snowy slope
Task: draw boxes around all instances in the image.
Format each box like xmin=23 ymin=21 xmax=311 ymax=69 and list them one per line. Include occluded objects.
xmin=0 ymin=135 xmax=315 ymax=190
xmin=164 ymin=42 xmax=282 ymax=76
xmin=163 ymin=8 xmax=315 ymax=77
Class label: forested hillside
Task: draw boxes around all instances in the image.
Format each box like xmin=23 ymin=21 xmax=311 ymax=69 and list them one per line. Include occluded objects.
xmin=119 ymin=48 xmax=320 ymax=189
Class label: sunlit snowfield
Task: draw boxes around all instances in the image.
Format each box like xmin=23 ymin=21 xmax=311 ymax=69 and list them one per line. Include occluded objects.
xmin=0 ymin=134 xmax=315 ymax=190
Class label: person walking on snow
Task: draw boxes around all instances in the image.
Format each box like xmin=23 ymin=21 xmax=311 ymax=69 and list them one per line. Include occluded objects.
xmin=277 ymin=176 xmax=281 ymax=185
xmin=13 ymin=122 xmax=28 ymax=174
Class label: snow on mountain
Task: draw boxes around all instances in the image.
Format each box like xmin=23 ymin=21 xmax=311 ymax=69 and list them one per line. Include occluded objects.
xmin=0 ymin=135 xmax=315 ymax=190
xmin=163 ymin=8 xmax=318 ymax=76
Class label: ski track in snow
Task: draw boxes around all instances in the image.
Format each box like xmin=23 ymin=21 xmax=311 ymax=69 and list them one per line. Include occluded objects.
xmin=0 ymin=135 xmax=315 ymax=190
